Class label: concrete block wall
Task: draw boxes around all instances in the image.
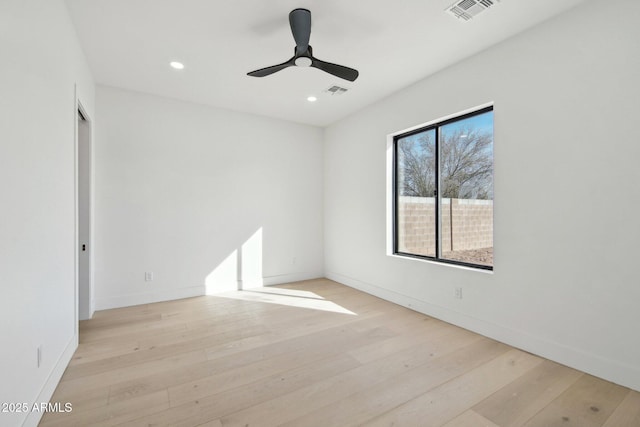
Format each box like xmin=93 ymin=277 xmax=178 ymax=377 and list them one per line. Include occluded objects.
xmin=449 ymin=198 xmax=493 ymax=250
xmin=397 ymin=197 xmax=437 ymax=256
xmin=398 ymin=197 xmax=493 ymax=254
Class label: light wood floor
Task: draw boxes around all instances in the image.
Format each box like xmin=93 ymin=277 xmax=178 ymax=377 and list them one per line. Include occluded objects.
xmin=41 ymin=279 xmax=640 ymax=427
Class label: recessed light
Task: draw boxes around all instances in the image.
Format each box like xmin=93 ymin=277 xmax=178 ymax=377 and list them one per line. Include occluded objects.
xmin=307 ymin=96 xmax=317 ymax=102
xmin=170 ymin=61 xmax=185 ymax=70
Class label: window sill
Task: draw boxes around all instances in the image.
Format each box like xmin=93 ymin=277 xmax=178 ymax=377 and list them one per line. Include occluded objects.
xmin=389 ymin=252 xmax=494 ymax=274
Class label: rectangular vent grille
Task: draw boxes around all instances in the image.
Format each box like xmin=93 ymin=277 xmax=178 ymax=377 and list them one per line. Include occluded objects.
xmin=446 ymin=0 xmax=499 ymax=21
xmin=325 ymin=85 xmax=349 ymax=95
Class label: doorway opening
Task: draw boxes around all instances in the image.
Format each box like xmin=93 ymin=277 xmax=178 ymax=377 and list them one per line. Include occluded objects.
xmin=77 ymin=106 xmax=93 ymax=320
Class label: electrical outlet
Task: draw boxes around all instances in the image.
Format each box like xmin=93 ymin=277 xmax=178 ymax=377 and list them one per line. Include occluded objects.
xmin=145 ymin=272 xmax=154 ymax=282
xmin=454 ymin=287 xmax=463 ymax=299
xmin=37 ymin=345 xmax=42 ymax=368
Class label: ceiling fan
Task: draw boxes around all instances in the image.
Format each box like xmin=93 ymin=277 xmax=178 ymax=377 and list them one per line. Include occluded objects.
xmin=247 ymin=8 xmax=359 ymax=82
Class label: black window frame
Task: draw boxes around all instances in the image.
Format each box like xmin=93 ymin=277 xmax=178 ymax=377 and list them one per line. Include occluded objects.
xmin=392 ymin=106 xmax=494 ymax=271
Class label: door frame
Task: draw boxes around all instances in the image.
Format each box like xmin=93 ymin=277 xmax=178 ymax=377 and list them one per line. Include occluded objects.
xmin=75 ymin=93 xmax=95 ymax=326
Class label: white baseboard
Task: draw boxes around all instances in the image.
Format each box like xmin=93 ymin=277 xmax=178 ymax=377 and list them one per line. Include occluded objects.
xmin=326 ymin=271 xmax=640 ymax=392
xmin=95 ymin=286 xmax=204 ymax=310
xmin=238 ymin=278 xmax=263 ymax=290
xmin=22 ymin=334 xmax=78 ymax=427
xmin=263 ymin=271 xmax=324 ymax=286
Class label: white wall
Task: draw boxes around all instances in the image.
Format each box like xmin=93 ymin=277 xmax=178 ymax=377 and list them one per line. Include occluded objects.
xmin=94 ymin=86 xmax=324 ymax=309
xmin=324 ymin=0 xmax=640 ymax=391
xmin=0 ymin=1 xmax=95 ymax=426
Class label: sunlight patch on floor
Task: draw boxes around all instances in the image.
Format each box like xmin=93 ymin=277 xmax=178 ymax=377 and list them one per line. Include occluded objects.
xmin=216 ymin=287 xmax=356 ymax=315
xmin=244 ymin=287 xmax=326 ymax=300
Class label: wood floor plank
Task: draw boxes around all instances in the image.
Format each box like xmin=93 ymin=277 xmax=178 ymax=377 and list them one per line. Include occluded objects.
xmin=42 ymin=279 xmax=640 ymax=427
xmin=54 ymin=349 xmax=207 ymax=403
xmin=62 ymin=297 xmax=402 ymax=409
xmin=602 ymin=390 xmax=640 ymax=427
xmin=362 ymin=349 xmax=543 ymax=427
xmin=521 ymin=374 xmax=629 ymax=427
xmin=136 ymin=303 xmax=317 ymax=351
xmin=200 ymin=300 xmax=405 ymax=362
xmin=347 ymin=317 xmax=450 ymax=364
xmin=167 ymin=321 xmax=391 ymax=407
xmin=280 ymin=338 xmax=513 ymax=427
xmin=474 ymin=360 xmax=583 ymax=427
xmin=118 ymin=353 xmax=360 ymax=427
xmin=83 ymin=312 xmax=357 ymax=403
xmin=79 ymin=299 xmax=277 ymax=344
xmin=62 ymin=324 xmax=268 ymax=381
xmin=219 ymin=329 xmax=487 ymax=427
xmin=40 ymin=390 xmax=169 ymax=427
xmin=442 ymin=410 xmax=501 ymax=427
xmin=43 ymin=386 xmax=110 ymax=415
xmin=69 ymin=340 xmax=142 ymax=366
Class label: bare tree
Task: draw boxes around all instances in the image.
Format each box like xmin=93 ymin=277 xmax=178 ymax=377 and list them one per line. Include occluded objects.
xmin=398 ymin=132 xmax=435 ymax=197
xmin=398 ymin=127 xmax=493 ymax=199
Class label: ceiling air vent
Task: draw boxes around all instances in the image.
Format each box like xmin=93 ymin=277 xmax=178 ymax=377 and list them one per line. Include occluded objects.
xmin=324 ymin=85 xmax=349 ymax=96
xmin=445 ymin=0 xmax=500 ymax=21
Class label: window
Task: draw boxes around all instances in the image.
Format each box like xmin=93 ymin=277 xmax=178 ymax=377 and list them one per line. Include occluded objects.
xmin=393 ymin=106 xmax=494 ymax=270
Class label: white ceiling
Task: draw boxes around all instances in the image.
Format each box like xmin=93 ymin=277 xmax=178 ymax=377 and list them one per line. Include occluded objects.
xmin=65 ymin=0 xmax=586 ymax=127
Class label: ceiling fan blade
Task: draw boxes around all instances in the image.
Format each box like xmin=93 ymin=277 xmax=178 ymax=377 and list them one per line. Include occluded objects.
xmin=247 ymin=57 xmax=295 ymax=77
xmin=311 ymin=57 xmax=359 ymax=82
xmin=289 ymin=8 xmax=311 ymax=55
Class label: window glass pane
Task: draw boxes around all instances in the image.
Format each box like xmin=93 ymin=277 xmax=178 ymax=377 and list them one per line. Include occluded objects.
xmin=439 ymin=111 xmax=494 ymax=267
xmin=396 ymin=129 xmax=436 ymax=257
